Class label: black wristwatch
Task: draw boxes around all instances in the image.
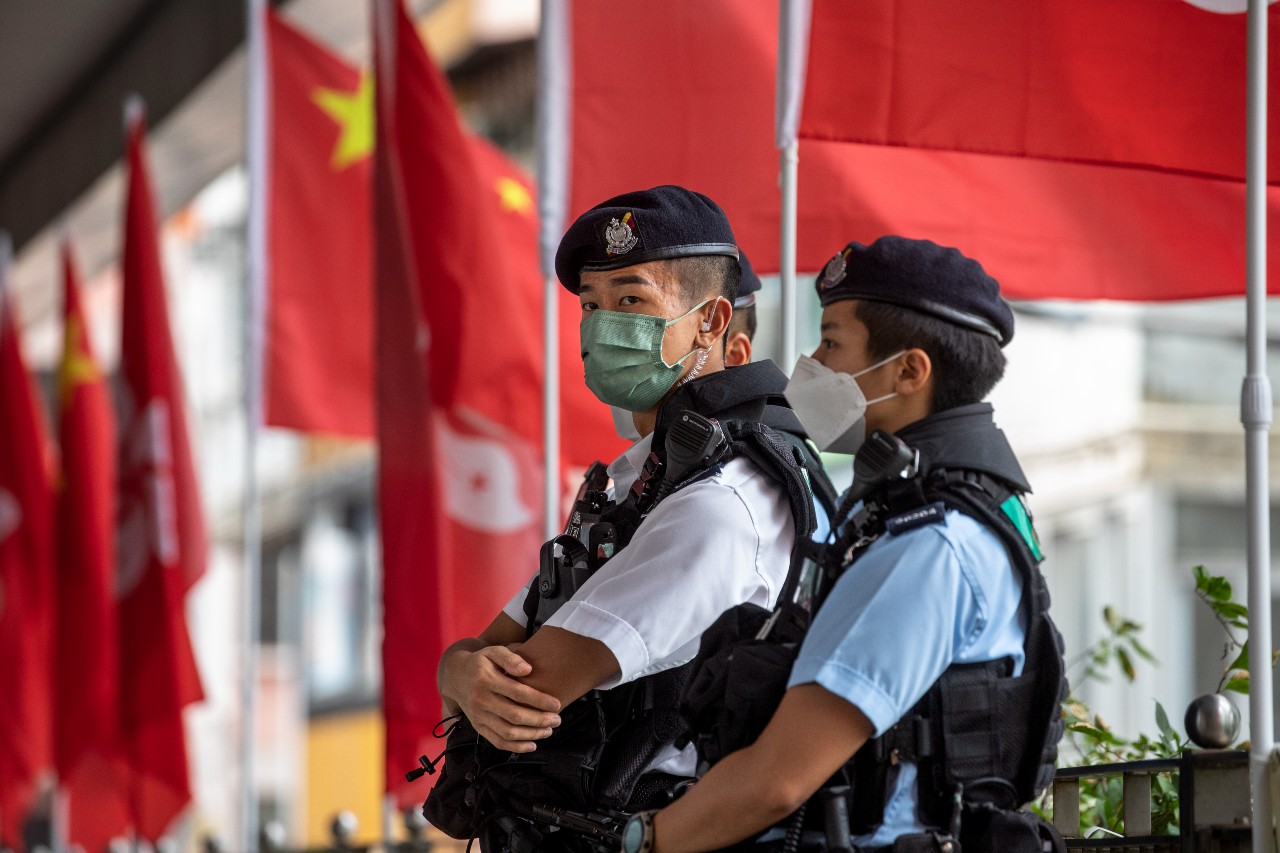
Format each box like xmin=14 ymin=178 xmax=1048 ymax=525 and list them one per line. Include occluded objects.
xmin=620 ymin=809 xmax=657 ymax=853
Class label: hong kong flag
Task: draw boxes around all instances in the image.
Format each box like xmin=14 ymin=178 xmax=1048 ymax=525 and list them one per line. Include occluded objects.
xmin=372 ymin=0 xmax=624 ymax=805
xmin=56 ymin=241 xmax=130 ymax=851
xmin=117 ymin=103 xmax=206 ymax=840
xmin=0 ymin=236 xmax=55 ymax=849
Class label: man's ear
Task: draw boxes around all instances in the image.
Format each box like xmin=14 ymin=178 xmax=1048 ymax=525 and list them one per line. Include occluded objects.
xmin=695 ymin=297 xmax=733 ymax=348
xmin=724 ymin=331 xmax=752 ymax=367
xmin=894 ymin=348 xmax=932 ymax=397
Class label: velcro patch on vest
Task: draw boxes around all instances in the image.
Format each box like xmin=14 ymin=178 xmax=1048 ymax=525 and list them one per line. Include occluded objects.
xmin=885 ymin=501 xmax=947 ymax=536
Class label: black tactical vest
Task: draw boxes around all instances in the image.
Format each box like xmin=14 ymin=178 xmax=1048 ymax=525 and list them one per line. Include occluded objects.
xmin=422 ymin=361 xmax=833 ymax=848
xmin=682 ymin=404 xmax=1068 ymax=849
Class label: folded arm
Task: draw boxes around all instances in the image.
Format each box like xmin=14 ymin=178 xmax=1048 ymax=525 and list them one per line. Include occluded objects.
xmin=437 ymin=612 xmax=621 ymax=752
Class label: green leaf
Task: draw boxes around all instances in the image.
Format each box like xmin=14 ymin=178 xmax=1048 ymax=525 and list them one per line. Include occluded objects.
xmin=1206 ymin=575 xmax=1233 ymax=602
xmin=1117 ymin=618 xmax=1142 ymax=636
xmin=1127 ymin=635 xmax=1158 ymax=664
xmin=1214 ymin=601 xmax=1248 ymax=621
xmin=1224 ymin=674 xmax=1251 ymax=694
xmin=1116 ymin=647 xmax=1136 ymax=681
xmin=1103 ymin=605 xmax=1120 ymax=630
xmin=1067 ymin=722 xmax=1122 ymax=745
xmin=1155 ymin=702 xmax=1176 ymax=742
xmin=1193 ymin=564 xmax=1210 ymax=588
xmin=1230 ymin=644 xmax=1249 ymax=671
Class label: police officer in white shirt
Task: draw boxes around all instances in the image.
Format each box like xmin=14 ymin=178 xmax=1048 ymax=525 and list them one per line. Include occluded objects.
xmin=430 ymin=186 xmax=810 ymax=848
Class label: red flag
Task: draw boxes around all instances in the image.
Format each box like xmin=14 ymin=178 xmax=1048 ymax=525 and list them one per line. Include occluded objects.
xmin=265 ymin=9 xmax=374 ymax=437
xmin=373 ymin=0 xmax=620 ymax=804
xmin=569 ymin=2 xmax=785 ymax=268
xmin=793 ymin=0 xmax=1280 ymax=301
xmin=56 ymin=242 xmax=130 ymax=851
xmin=262 ymin=10 xmax=618 ymax=466
xmin=0 ymin=259 xmax=55 ymax=848
xmin=117 ymin=106 xmax=206 ymax=839
xmin=800 ymin=1 xmax=1280 ymax=183
xmin=569 ymin=0 xmax=1280 ymax=300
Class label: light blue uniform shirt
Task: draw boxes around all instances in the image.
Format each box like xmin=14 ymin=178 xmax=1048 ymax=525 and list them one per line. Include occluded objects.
xmin=787 ymin=505 xmax=1027 ymax=847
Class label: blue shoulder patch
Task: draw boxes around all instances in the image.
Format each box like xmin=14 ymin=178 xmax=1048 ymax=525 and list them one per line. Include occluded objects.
xmin=884 ymin=501 xmax=947 ymax=536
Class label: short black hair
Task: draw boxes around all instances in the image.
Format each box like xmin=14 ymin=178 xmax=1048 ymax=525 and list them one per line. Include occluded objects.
xmin=727 ymin=303 xmax=757 ymax=342
xmin=661 ymin=255 xmax=740 ymax=309
xmin=853 ymin=300 xmax=1006 ymax=413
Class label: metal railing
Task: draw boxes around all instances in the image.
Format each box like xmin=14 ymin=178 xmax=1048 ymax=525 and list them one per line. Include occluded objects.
xmin=1051 ymin=750 xmax=1251 ymax=853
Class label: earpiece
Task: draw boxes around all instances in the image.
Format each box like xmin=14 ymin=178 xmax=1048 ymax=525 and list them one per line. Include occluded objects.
xmin=700 ymin=319 xmax=712 ymax=332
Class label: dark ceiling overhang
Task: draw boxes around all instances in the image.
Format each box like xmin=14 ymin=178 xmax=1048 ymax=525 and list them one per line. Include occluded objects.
xmin=0 ymin=0 xmax=250 ymax=255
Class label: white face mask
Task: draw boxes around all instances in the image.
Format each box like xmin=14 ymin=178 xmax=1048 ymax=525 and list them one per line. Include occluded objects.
xmin=610 ymin=405 xmax=642 ymax=442
xmin=784 ymin=352 xmax=904 ymax=454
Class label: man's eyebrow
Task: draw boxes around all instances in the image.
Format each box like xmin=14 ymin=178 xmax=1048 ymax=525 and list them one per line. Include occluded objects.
xmin=820 ymin=321 xmax=839 ymax=333
xmin=603 ymin=273 xmax=658 ymax=288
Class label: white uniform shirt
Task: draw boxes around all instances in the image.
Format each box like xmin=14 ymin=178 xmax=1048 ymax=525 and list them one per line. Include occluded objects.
xmin=502 ymin=431 xmax=796 ymax=775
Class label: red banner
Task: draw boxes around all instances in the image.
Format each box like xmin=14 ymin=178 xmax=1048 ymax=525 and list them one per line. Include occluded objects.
xmin=794 ymin=0 xmax=1280 ymax=301
xmin=263 ymin=10 xmax=617 ymax=460
xmin=265 ymin=10 xmax=375 ymax=437
xmin=569 ymin=0 xmax=1280 ymax=300
xmin=56 ymin=242 xmax=130 ymax=852
xmin=0 ymin=277 xmax=55 ymax=848
xmin=117 ymin=108 xmax=206 ymax=839
xmin=373 ymin=0 xmax=621 ymax=804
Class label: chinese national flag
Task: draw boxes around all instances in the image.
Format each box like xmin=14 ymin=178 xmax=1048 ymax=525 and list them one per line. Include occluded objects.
xmin=262 ymin=9 xmax=618 ymax=465
xmin=265 ymin=9 xmax=374 ymax=437
xmin=570 ymin=0 xmax=1280 ymax=300
xmin=117 ymin=107 xmax=206 ymax=840
xmin=0 ymin=255 xmax=54 ymax=849
xmin=373 ymin=0 xmax=621 ymax=804
xmin=56 ymin=242 xmax=130 ymax=851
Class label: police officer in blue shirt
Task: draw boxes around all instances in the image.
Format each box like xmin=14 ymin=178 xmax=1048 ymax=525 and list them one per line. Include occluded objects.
xmin=621 ymin=237 xmax=1065 ymax=853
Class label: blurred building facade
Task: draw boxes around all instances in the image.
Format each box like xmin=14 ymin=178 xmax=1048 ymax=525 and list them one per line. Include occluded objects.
xmin=5 ymin=0 xmax=1280 ymax=849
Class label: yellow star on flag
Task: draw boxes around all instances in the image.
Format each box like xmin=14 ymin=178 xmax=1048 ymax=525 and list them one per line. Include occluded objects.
xmin=313 ymin=73 xmax=374 ymax=170
xmin=496 ymin=176 xmax=533 ymax=217
xmin=59 ymin=315 xmax=100 ymax=408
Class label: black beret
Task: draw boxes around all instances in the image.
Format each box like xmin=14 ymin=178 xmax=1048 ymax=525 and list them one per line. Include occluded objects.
xmin=734 ymin=250 xmax=762 ymax=308
xmin=815 ymin=236 xmax=1014 ymax=345
xmin=555 ymin=185 xmax=739 ymax=293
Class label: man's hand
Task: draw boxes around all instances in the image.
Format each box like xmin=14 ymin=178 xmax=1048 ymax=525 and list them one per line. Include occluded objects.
xmin=439 ymin=645 xmax=562 ymax=752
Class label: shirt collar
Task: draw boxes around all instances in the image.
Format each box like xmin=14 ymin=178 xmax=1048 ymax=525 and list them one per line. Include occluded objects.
xmin=608 ymin=432 xmax=654 ymax=496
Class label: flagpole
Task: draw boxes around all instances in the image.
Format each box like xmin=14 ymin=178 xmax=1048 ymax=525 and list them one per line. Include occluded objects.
xmin=1244 ymin=2 xmax=1275 ymax=851
xmin=382 ymin=793 xmax=395 ymax=851
xmin=536 ymin=0 xmax=571 ymax=539
xmin=242 ymin=0 xmax=268 ymax=850
xmin=776 ymin=0 xmax=812 ymax=371
xmin=52 ymin=785 xmax=69 ymax=853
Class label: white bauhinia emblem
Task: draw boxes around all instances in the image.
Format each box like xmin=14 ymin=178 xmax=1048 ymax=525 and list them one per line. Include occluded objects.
xmin=116 ymin=398 xmax=179 ymax=598
xmin=438 ymin=415 xmax=536 ymax=534
xmin=1182 ymin=0 xmax=1276 ymax=11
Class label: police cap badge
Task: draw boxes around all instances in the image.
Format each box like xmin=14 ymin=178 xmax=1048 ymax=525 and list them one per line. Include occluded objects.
xmin=555 ymin=185 xmax=739 ymax=293
xmin=815 ymin=236 xmax=1015 ymax=346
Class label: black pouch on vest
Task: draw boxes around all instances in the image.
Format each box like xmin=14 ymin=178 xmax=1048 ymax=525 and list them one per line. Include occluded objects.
xmin=679 ymin=602 xmax=807 ymax=768
xmin=959 ymin=801 xmax=1066 ymax=853
xmin=422 ymin=716 xmax=490 ymax=839
xmin=423 ymin=696 xmax=611 ymax=839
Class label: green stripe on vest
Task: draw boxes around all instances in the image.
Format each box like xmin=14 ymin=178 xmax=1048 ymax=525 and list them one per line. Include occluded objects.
xmin=1000 ymin=495 xmax=1044 ymax=561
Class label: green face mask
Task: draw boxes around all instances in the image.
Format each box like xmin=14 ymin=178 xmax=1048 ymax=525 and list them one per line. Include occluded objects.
xmin=580 ymin=300 xmax=709 ymax=412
